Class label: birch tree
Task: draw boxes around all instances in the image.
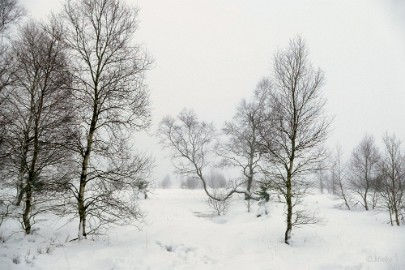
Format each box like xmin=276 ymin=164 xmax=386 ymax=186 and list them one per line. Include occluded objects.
xmin=0 ymin=0 xmax=24 ymax=34
xmin=259 ymin=36 xmax=329 ymax=244
xmin=218 ymin=79 xmax=269 ymax=211
xmin=379 ymin=134 xmax=405 ymax=226
xmin=0 ymin=0 xmax=24 ymax=95
xmin=348 ymin=135 xmax=380 ymax=210
xmin=1 ymin=20 xmax=74 ymax=234
xmin=330 ymin=145 xmax=351 ymax=210
xmin=0 ymin=0 xmax=25 ymax=165
xmin=63 ymin=0 xmax=152 ymax=239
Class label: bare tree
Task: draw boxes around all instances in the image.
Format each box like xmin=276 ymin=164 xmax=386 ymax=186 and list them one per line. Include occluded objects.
xmin=207 ymin=189 xmax=231 ymax=216
xmin=347 ymin=135 xmax=380 ymax=211
xmin=1 ymin=20 xmax=74 ymax=234
xmin=0 ymin=0 xmax=24 ymax=33
xmin=157 ymin=110 xmax=250 ymax=202
xmin=0 ymin=0 xmax=25 ymax=163
xmin=0 ymin=0 xmax=24 ymax=94
xmin=217 ymin=79 xmax=269 ymax=211
xmin=258 ymin=36 xmax=329 ymax=244
xmin=379 ymin=134 xmax=405 ymax=226
xmin=330 ymin=145 xmax=351 ymax=210
xmin=0 ymin=44 xmax=15 ymax=100
xmin=63 ymin=0 xmax=152 ymax=239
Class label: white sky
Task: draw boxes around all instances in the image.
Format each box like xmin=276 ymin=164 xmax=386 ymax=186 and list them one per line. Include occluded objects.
xmin=21 ymin=0 xmax=405 ymax=182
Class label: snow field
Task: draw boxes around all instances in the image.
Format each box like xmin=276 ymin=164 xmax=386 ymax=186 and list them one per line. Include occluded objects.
xmin=0 ymin=189 xmax=404 ymax=270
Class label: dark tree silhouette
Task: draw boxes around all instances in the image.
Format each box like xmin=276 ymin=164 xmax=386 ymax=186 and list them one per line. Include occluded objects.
xmin=1 ymin=20 xmax=74 ymax=234
xmin=63 ymin=0 xmax=152 ymax=239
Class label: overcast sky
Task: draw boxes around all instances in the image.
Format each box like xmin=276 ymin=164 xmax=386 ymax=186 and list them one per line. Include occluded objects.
xmin=21 ymin=0 xmax=405 ymax=182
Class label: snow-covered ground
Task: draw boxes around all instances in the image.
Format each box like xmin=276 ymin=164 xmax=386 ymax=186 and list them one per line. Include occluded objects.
xmin=0 ymin=189 xmax=404 ymax=270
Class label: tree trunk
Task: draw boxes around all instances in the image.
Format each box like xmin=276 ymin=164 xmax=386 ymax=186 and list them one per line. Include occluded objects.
xmin=285 ymin=171 xmax=293 ymax=245
xmin=319 ymin=177 xmax=324 ymax=194
xmin=15 ymin=134 xmax=29 ymax=206
xmin=15 ymin=169 xmax=25 ymax=206
xmin=343 ymin=197 xmax=351 ymax=210
xmin=77 ymin=116 xmax=97 ymax=239
xmin=246 ymin=175 xmax=253 ymax=213
xmin=78 ymin=180 xmax=87 ymax=239
xmin=339 ymin=182 xmax=350 ymax=210
xmin=78 ymin=149 xmax=91 ymax=239
xmin=363 ymin=192 xmax=369 ymax=211
xmin=394 ymin=206 xmax=400 ymax=226
xmin=246 ymin=176 xmax=252 ymax=197
xmin=388 ymin=206 xmax=393 ymax=226
xmin=371 ymin=191 xmax=377 ymax=209
xmin=22 ymin=181 xmax=32 ymax=234
xmin=245 ymin=148 xmax=254 ymax=213
xmin=23 ymin=104 xmax=41 ymax=235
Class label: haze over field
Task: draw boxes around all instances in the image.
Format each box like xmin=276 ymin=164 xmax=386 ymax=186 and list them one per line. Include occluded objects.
xmin=20 ymin=0 xmax=405 ymax=181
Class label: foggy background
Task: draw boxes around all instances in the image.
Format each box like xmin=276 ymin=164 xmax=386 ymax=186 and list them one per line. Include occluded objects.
xmin=21 ymin=0 xmax=405 ymax=183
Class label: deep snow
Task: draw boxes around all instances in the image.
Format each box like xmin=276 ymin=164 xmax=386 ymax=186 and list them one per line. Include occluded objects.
xmin=0 ymin=189 xmax=404 ymax=270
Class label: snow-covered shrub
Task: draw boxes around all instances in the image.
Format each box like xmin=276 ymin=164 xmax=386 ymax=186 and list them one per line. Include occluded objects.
xmin=207 ymin=189 xmax=231 ymax=216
